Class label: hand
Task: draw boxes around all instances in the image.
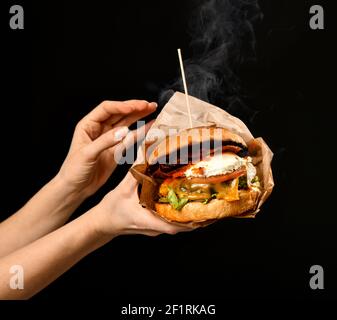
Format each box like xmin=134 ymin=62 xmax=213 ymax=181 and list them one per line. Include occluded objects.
xmin=92 ymin=172 xmax=195 ymax=237
xmin=56 ymin=100 xmax=157 ymax=198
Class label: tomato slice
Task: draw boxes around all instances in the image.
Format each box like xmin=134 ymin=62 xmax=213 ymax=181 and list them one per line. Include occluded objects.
xmin=186 ymin=168 xmax=246 ymax=184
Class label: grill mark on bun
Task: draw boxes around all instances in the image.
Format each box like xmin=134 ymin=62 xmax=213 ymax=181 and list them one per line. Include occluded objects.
xmin=147 ymin=126 xmax=247 ymax=165
xmin=149 ymin=140 xmax=247 ymax=166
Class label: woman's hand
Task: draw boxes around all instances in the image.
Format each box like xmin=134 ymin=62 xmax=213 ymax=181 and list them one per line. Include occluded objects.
xmin=92 ymin=172 xmax=195 ymax=237
xmin=0 ymin=99 xmax=157 ymax=258
xmin=56 ymin=100 xmax=157 ymax=199
xmin=0 ymin=173 xmax=193 ymax=299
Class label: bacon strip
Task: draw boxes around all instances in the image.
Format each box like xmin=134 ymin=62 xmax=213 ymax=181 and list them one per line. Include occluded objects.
xmin=212 ymin=145 xmax=242 ymax=155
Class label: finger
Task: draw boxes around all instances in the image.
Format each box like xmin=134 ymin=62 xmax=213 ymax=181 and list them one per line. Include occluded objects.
xmin=87 ymin=100 xmax=156 ymax=124
xmin=146 ymin=232 xmax=161 ymax=237
xmin=124 ymin=230 xmax=161 ymax=237
xmin=119 ymin=120 xmax=153 ymax=150
xmin=82 ymin=126 xmax=129 ymax=160
xmin=119 ymin=171 xmax=138 ymax=189
xmin=150 ymin=210 xmax=197 ymax=233
xmin=158 ymin=221 xmax=196 ymax=234
xmin=125 ymin=99 xmax=157 ymax=113
xmin=112 ymin=120 xmax=154 ymax=165
xmin=109 ymin=102 xmax=157 ymax=128
xmin=138 ymin=207 xmax=194 ymax=235
xmin=86 ymin=101 xmax=135 ymax=123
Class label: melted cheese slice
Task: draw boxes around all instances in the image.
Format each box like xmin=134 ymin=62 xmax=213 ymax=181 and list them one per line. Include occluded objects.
xmin=224 ymin=178 xmax=240 ymax=201
xmin=213 ymin=178 xmax=240 ymax=201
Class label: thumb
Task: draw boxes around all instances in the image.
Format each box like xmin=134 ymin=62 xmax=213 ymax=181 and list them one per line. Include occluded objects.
xmin=119 ymin=171 xmax=138 ymax=189
xmin=84 ymin=126 xmax=129 ymax=160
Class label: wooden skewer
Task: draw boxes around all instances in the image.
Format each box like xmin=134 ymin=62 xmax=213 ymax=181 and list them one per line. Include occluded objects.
xmin=177 ymin=48 xmax=193 ymax=128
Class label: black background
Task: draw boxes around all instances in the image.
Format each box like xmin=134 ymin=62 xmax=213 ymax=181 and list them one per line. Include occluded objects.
xmin=1 ymin=0 xmax=336 ymax=309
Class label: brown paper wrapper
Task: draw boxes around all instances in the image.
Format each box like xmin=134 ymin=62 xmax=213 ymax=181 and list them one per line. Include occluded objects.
xmin=131 ymin=92 xmax=274 ymax=227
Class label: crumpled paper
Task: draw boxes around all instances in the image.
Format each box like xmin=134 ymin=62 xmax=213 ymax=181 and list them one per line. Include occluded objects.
xmin=131 ymin=91 xmax=274 ymax=227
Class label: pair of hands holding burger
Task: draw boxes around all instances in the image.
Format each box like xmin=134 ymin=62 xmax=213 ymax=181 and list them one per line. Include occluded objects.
xmin=0 ymin=98 xmax=259 ymax=299
xmin=0 ymin=100 xmax=190 ymax=299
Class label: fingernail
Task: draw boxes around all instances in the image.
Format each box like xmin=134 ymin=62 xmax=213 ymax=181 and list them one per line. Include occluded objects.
xmin=145 ymin=134 xmax=158 ymax=143
xmin=114 ymin=126 xmax=129 ymax=141
xmin=149 ymin=102 xmax=158 ymax=108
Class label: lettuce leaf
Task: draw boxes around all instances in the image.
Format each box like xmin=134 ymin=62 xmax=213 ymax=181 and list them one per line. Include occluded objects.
xmin=202 ymin=193 xmax=216 ymax=204
xmin=167 ymin=187 xmax=188 ymax=210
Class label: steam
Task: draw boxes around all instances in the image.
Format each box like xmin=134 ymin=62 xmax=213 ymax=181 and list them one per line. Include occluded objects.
xmin=160 ymin=0 xmax=262 ymax=118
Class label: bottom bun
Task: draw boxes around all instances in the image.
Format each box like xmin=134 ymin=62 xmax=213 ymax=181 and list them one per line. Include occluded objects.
xmin=155 ymin=189 xmax=260 ymax=223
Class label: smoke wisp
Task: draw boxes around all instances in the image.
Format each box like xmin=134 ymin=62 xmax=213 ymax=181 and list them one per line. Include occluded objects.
xmin=160 ymin=0 xmax=262 ymax=116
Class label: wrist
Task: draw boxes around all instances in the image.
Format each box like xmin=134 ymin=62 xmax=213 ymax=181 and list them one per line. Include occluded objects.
xmin=86 ymin=202 xmax=122 ymax=239
xmin=50 ymin=174 xmax=87 ymax=207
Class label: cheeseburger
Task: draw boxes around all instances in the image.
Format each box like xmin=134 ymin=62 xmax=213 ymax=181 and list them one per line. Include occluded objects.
xmin=146 ymin=127 xmax=261 ymax=223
